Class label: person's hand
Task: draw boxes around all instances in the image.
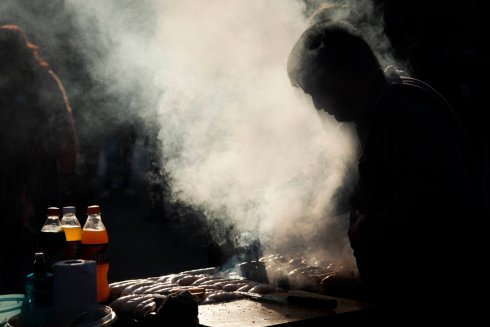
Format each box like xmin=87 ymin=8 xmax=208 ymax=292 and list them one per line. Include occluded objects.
xmin=348 ymin=209 xmax=365 ymax=250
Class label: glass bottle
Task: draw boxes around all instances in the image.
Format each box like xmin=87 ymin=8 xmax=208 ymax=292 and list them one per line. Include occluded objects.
xmin=81 ymin=205 xmax=110 ymax=303
xmin=60 ymin=206 xmax=82 ymax=259
xmin=38 ymin=207 xmax=65 ymax=271
xmin=21 ymin=252 xmax=55 ymax=326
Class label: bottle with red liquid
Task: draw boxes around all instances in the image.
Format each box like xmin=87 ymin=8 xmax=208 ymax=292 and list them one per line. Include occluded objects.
xmin=81 ymin=205 xmax=109 ymax=303
xmin=38 ymin=207 xmax=65 ymax=271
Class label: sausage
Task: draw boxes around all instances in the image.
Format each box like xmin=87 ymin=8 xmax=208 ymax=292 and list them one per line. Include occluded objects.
xmin=211 ymin=280 xmax=240 ymax=288
xmin=130 ymin=281 xmax=163 ymax=294
xmin=180 ymin=267 xmax=217 ymax=275
xmin=131 ymin=297 xmax=155 ymax=318
xmin=236 ymin=283 xmax=258 ymax=292
xmin=177 ymin=275 xmax=202 ymax=286
xmin=201 ymin=291 xmax=244 ymax=304
xmin=132 ymin=298 xmax=157 ymax=319
xmin=111 ymin=293 xmax=166 ymax=318
xmin=110 ymin=294 xmax=144 ymax=314
xmin=142 ymin=283 xmax=177 ymax=294
xmin=191 ymin=276 xmax=214 ymax=285
xmin=109 ymin=279 xmax=145 ymax=299
xmin=199 ymin=278 xmax=223 ymax=286
xmin=121 ymin=281 xmax=157 ymax=296
xmin=248 ymin=284 xmax=282 ymax=294
xmin=109 ymin=279 xmax=145 ymax=288
xmin=169 ymin=287 xmax=206 ymax=299
xmin=155 ymin=274 xmax=179 ymax=283
xmin=222 ymin=283 xmax=246 ymax=292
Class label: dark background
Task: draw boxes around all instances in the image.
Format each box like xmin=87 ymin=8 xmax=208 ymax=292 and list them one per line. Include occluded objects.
xmin=1 ymin=0 xmax=488 ymax=287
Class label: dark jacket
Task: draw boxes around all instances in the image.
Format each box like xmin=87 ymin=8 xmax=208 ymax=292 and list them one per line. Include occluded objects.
xmin=350 ymin=70 xmax=484 ymax=312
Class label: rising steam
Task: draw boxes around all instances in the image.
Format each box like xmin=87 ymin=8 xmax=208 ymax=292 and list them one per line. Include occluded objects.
xmin=64 ymin=0 xmax=380 ymax=258
xmin=149 ymin=0 xmax=363 ymax=256
xmin=2 ymin=0 xmax=396 ymax=260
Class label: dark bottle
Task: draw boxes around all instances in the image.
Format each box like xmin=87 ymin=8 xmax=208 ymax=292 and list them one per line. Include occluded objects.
xmin=38 ymin=207 xmax=65 ymax=271
xmin=21 ymin=252 xmax=55 ymax=326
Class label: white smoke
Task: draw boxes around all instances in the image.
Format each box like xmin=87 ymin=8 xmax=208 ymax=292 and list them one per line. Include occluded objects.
xmin=1 ymin=0 xmax=397 ymax=258
xmin=152 ymin=0 xmax=359 ymax=252
xmin=60 ymin=0 xmax=397 ymax=258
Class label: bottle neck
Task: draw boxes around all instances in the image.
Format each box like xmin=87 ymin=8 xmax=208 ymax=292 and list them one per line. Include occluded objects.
xmin=61 ymin=213 xmax=80 ymax=225
xmin=41 ymin=215 xmax=62 ymax=232
xmin=84 ymin=214 xmax=105 ymax=230
xmin=33 ymin=257 xmax=48 ymax=277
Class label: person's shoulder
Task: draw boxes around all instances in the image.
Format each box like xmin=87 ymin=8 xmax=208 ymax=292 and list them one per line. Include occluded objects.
xmin=380 ymin=77 xmax=450 ymax=118
xmin=383 ymin=65 xmax=410 ymax=81
xmin=374 ymin=75 xmax=453 ymax=133
xmin=36 ymin=68 xmax=68 ymax=103
xmin=383 ymin=66 xmax=451 ymax=108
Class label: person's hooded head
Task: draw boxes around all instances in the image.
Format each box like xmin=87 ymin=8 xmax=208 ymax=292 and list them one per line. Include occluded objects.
xmin=287 ymin=22 xmax=384 ymax=122
xmin=0 ymin=25 xmax=48 ymax=91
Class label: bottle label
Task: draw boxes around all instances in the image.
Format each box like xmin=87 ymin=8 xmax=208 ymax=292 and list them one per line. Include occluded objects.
xmin=38 ymin=231 xmax=66 ymax=269
xmin=32 ymin=275 xmax=54 ymax=307
xmin=64 ymin=241 xmax=81 ymax=260
xmin=81 ymin=244 xmax=108 ymax=265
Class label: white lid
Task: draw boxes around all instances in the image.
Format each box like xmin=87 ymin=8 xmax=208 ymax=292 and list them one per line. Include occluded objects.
xmin=62 ymin=206 xmax=76 ymax=214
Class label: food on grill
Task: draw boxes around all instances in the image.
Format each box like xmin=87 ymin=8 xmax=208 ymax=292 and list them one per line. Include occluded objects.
xmin=260 ymin=254 xmax=343 ymax=292
xmin=108 ymin=271 xmax=284 ymax=316
xmin=176 ymin=275 xmax=202 ymax=286
xmin=248 ymin=284 xmax=282 ymax=294
xmin=110 ymin=293 xmax=166 ymax=318
xmin=108 ymin=256 xmax=344 ymax=321
xmin=201 ymin=291 xmax=245 ymax=304
xmin=191 ymin=276 xmax=214 ymax=285
xmin=121 ymin=280 xmax=158 ymax=296
xmin=222 ymin=283 xmax=245 ymax=292
xmin=236 ymin=283 xmax=258 ymax=292
xmin=109 ymin=279 xmax=146 ymax=298
xmin=133 ymin=297 xmax=157 ymax=319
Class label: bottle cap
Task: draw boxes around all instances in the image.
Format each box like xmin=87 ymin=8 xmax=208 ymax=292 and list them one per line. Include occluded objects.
xmin=87 ymin=205 xmax=100 ymax=215
xmin=34 ymin=252 xmax=45 ymax=261
xmin=33 ymin=252 xmax=48 ymax=277
xmin=47 ymin=207 xmax=60 ymax=216
xmin=62 ymin=206 xmax=76 ymax=214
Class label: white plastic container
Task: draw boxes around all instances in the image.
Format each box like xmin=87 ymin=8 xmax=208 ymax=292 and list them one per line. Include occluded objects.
xmin=0 ymin=294 xmax=24 ymax=325
xmin=5 ymin=304 xmax=116 ymax=327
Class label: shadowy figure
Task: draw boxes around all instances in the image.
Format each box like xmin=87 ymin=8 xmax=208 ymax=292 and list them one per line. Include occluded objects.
xmin=287 ymin=20 xmax=486 ymax=322
xmin=0 ymin=25 xmax=79 ymax=293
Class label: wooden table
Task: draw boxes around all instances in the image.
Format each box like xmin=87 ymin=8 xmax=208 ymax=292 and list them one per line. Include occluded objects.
xmin=197 ymin=294 xmax=372 ymax=326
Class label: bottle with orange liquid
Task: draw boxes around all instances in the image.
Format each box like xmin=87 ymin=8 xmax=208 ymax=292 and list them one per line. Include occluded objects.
xmin=60 ymin=206 xmax=82 ymax=260
xmin=81 ymin=205 xmax=109 ymax=303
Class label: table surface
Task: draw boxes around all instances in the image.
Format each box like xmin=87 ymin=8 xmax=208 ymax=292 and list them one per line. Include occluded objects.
xmin=197 ymin=293 xmax=371 ymax=326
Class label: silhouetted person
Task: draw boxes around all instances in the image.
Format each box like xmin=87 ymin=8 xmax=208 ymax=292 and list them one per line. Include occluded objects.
xmin=0 ymin=25 xmax=79 ymax=293
xmin=287 ymin=21 xmax=486 ymax=323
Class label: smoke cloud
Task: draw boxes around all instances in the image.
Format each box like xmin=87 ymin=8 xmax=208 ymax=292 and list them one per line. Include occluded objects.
xmin=2 ymin=0 xmax=397 ymax=261
xmin=146 ymin=0 xmax=361 ymax=257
